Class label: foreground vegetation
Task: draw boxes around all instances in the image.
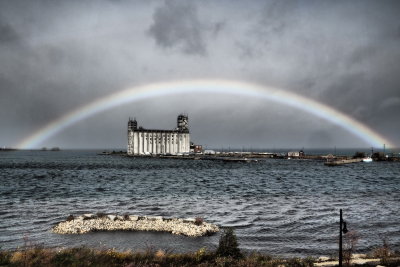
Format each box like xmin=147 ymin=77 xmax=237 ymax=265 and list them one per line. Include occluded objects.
xmin=0 ymin=246 xmax=315 ymax=267
xmin=1 ymin=229 xmax=399 ymax=267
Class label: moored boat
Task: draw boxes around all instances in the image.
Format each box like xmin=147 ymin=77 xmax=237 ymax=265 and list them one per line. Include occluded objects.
xmin=362 ymin=157 xmax=373 ymax=162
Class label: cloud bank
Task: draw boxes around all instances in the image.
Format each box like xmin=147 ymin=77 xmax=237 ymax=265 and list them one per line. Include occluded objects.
xmin=0 ymin=0 xmax=399 ymax=149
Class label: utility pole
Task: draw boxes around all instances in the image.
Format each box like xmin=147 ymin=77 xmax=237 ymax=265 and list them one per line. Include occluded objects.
xmin=339 ymin=209 xmax=343 ymax=267
xmin=339 ymin=209 xmax=348 ymax=267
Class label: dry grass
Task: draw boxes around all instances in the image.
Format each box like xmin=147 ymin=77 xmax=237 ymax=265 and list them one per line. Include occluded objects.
xmin=0 ymin=246 xmax=317 ymax=267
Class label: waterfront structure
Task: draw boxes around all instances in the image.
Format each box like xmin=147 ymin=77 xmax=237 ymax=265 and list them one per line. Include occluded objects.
xmin=287 ymin=150 xmax=305 ymax=158
xmin=127 ymin=115 xmax=190 ymax=155
xmin=190 ymin=143 xmax=203 ymax=153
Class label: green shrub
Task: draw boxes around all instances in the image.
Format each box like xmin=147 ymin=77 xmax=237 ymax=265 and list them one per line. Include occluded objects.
xmin=216 ymin=228 xmax=242 ymax=259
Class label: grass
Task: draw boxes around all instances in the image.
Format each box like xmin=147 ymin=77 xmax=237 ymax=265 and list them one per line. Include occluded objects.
xmin=3 ymin=246 xmax=400 ymax=267
xmin=0 ymin=229 xmax=308 ymax=267
xmin=0 ymin=246 xmax=315 ymax=267
xmin=1 ymin=230 xmax=399 ymax=266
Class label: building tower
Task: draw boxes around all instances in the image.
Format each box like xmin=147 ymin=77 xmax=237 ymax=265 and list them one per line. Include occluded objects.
xmin=177 ymin=114 xmax=189 ymax=133
xmin=128 ymin=118 xmax=137 ymax=132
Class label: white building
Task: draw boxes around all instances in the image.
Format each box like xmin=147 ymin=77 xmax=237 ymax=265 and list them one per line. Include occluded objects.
xmin=287 ymin=150 xmax=305 ymax=158
xmin=127 ymin=115 xmax=190 ymax=155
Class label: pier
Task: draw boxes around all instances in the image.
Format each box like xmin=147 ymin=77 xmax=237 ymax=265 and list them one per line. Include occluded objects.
xmin=108 ymin=150 xmax=400 ymax=163
xmin=324 ymin=158 xmax=363 ymax=166
xmin=222 ymin=157 xmax=258 ymax=163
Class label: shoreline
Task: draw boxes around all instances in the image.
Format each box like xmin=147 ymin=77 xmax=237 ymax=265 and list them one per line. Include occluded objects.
xmin=105 ymin=150 xmax=400 ymax=162
xmin=0 ymin=246 xmax=394 ymax=267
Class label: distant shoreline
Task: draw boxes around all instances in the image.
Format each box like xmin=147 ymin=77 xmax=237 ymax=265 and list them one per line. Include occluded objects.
xmin=102 ymin=150 xmax=400 ymax=162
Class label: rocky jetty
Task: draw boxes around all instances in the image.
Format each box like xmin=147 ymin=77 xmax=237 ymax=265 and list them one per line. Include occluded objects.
xmin=52 ymin=214 xmax=219 ymax=237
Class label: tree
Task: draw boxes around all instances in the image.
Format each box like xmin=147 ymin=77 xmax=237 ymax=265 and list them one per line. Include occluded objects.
xmin=216 ymin=228 xmax=242 ymax=259
xmin=343 ymin=231 xmax=359 ymax=267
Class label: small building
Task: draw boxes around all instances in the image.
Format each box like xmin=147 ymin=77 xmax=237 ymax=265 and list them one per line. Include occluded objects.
xmin=190 ymin=142 xmax=203 ymax=154
xmin=287 ymin=150 xmax=305 ymax=158
xmin=204 ymin=150 xmax=216 ymax=155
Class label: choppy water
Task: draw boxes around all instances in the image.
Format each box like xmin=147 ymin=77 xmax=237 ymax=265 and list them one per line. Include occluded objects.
xmin=1 ymin=150 xmax=399 ymax=257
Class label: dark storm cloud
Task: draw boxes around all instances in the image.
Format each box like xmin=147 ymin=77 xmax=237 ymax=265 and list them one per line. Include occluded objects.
xmin=0 ymin=0 xmax=399 ymax=148
xmin=0 ymin=21 xmax=19 ymax=44
xmin=241 ymin=0 xmax=400 ymax=143
xmin=259 ymin=0 xmax=297 ymax=35
xmin=0 ymin=1 xmax=136 ymax=145
xmin=148 ymin=0 xmax=207 ymax=55
xmin=212 ymin=21 xmax=225 ymax=37
xmin=234 ymin=0 xmax=298 ymax=60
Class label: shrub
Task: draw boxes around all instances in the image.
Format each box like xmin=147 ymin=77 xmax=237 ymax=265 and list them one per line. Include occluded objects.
xmin=215 ymin=256 xmax=235 ymax=267
xmin=342 ymin=231 xmax=359 ymax=267
xmin=52 ymin=250 xmax=76 ymax=266
xmin=195 ymin=217 xmax=204 ymax=226
xmin=0 ymin=244 xmax=321 ymax=267
xmin=216 ymin=228 xmax=242 ymax=259
xmin=373 ymin=238 xmax=392 ymax=266
xmin=11 ymin=246 xmax=53 ymax=266
xmin=194 ymin=247 xmax=207 ymax=262
xmin=286 ymin=257 xmax=315 ymax=267
xmin=155 ymin=249 xmax=166 ymax=259
xmin=0 ymin=249 xmax=11 ymax=266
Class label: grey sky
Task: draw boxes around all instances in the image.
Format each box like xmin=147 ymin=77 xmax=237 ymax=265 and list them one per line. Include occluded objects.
xmin=0 ymin=0 xmax=399 ymax=149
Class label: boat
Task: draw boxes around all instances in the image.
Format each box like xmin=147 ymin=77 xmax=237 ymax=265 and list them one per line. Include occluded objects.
xmin=362 ymin=157 xmax=373 ymax=162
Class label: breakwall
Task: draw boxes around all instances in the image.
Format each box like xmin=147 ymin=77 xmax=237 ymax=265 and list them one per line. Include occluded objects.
xmin=324 ymin=158 xmax=363 ymax=166
xmin=52 ymin=214 xmax=219 ymax=237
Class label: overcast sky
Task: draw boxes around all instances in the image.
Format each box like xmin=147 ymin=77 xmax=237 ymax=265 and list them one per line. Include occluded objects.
xmin=1 ymin=0 xmax=399 ymax=150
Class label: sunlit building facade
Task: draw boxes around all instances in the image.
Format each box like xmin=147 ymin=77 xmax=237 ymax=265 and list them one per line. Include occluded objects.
xmin=127 ymin=115 xmax=190 ymax=155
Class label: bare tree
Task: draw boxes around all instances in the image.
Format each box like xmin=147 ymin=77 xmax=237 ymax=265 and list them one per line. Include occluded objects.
xmin=342 ymin=231 xmax=360 ymax=267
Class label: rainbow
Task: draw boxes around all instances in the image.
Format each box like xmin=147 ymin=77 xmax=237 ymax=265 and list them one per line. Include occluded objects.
xmin=15 ymin=79 xmax=393 ymax=149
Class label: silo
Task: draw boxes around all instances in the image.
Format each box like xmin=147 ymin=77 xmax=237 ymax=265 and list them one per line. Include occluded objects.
xmin=177 ymin=114 xmax=189 ymax=133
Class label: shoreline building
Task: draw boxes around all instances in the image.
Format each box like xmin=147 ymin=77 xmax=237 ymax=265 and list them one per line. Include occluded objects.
xmin=127 ymin=115 xmax=190 ymax=155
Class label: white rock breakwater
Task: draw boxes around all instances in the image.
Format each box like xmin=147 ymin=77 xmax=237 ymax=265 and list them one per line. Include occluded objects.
xmin=52 ymin=214 xmax=219 ymax=237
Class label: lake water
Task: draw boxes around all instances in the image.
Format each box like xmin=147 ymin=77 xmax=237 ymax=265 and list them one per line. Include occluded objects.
xmin=1 ymin=150 xmax=399 ymax=257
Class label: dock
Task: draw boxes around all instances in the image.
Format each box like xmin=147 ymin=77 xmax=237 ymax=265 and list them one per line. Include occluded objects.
xmin=222 ymin=157 xmax=258 ymax=163
xmin=324 ymin=158 xmax=363 ymax=166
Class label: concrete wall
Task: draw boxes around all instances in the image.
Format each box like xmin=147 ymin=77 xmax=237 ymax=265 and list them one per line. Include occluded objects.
xmin=127 ymin=130 xmax=190 ymax=156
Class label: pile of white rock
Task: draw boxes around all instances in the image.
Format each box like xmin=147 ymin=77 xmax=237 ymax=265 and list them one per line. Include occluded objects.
xmin=52 ymin=214 xmax=219 ymax=237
